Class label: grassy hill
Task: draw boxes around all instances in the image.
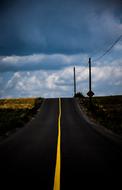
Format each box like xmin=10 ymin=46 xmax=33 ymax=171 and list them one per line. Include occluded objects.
xmin=77 ymin=95 xmax=122 ymax=135
xmin=0 ymin=98 xmax=43 ymax=141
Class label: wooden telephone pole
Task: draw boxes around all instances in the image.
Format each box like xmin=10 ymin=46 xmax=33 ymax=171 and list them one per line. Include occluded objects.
xmin=73 ymin=67 xmax=76 ymax=96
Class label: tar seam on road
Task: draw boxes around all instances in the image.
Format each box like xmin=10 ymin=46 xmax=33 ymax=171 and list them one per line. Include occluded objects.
xmin=53 ymin=98 xmax=61 ymax=190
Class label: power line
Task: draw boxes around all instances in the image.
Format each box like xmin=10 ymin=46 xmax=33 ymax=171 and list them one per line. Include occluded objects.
xmin=90 ymin=40 xmax=113 ymax=58
xmin=93 ymin=35 xmax=122 ymax=62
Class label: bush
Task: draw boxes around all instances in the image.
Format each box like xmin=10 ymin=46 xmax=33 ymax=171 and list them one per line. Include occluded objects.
xmin=74 ymin=92 xmax=84 ymax=98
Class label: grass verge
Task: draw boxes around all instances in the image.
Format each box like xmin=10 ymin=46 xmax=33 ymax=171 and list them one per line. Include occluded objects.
xmin=0 ymin=97 xmax=43 ymax=141
xmin=77 ymin=95 xmax=122 ymax=136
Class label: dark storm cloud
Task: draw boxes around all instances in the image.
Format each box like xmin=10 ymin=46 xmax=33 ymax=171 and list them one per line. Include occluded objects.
xmin=0 ymin=0 xmax=122 ymax=55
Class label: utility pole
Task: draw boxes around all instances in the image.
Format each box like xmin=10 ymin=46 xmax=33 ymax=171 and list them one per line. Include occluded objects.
xmin=89 ymin=57 xmax=92 ymax=103
xmin=73 ymin=67 xmax=76 ymax=96
xmin=87 ymin=58 xmax=94 ymax=105
xmin=89 ymin=58 xmax=91 ymax=92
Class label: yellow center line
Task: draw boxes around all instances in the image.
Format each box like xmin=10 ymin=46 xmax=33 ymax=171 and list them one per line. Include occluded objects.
xmin=53 ymin=98 xmax=61 ymax=190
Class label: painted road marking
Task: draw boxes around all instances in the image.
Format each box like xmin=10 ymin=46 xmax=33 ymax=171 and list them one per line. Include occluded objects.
xmin=53 ymin=98 xmax=61 ymax=190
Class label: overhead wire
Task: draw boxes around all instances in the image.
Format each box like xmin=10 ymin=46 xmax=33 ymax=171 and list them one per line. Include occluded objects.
xmin=93 ymin=35 xmax=122 ymax=62
xmin=90 ymin=40 xmax=114 ymax=58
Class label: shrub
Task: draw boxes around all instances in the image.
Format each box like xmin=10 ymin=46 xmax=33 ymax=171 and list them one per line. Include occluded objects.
xmin=74 ymin=92 xmax=84 ymax=98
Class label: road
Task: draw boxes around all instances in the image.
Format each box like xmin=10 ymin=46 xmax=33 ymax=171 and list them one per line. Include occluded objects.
xmin=0 ymin=98 xmax=122 ymax=189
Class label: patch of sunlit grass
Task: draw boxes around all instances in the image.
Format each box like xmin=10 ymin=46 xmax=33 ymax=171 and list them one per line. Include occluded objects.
xmin=0 ymin=98 xmax=36 ymax=109
xmin=0 ymin=97 xmax=42 ymax=140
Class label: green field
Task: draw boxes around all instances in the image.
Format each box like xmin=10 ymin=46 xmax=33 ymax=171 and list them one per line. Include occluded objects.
xmin=0 ymin=98 xmax=42 ymax=140
xmin=78 ymin=95 xmax=122 ymax=135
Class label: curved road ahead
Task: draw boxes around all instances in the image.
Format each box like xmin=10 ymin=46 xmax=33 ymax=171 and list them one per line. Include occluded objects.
xmin=0 ymin=98 xmax=122 ymax=189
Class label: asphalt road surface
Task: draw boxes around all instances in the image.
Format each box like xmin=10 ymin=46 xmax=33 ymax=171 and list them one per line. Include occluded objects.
xmin=0 ymin=98 xmax=122 ymax=189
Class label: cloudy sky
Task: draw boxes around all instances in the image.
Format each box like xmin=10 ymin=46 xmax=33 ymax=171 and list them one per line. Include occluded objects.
xmin=0 ymin=0 xmax=122 ymax=98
